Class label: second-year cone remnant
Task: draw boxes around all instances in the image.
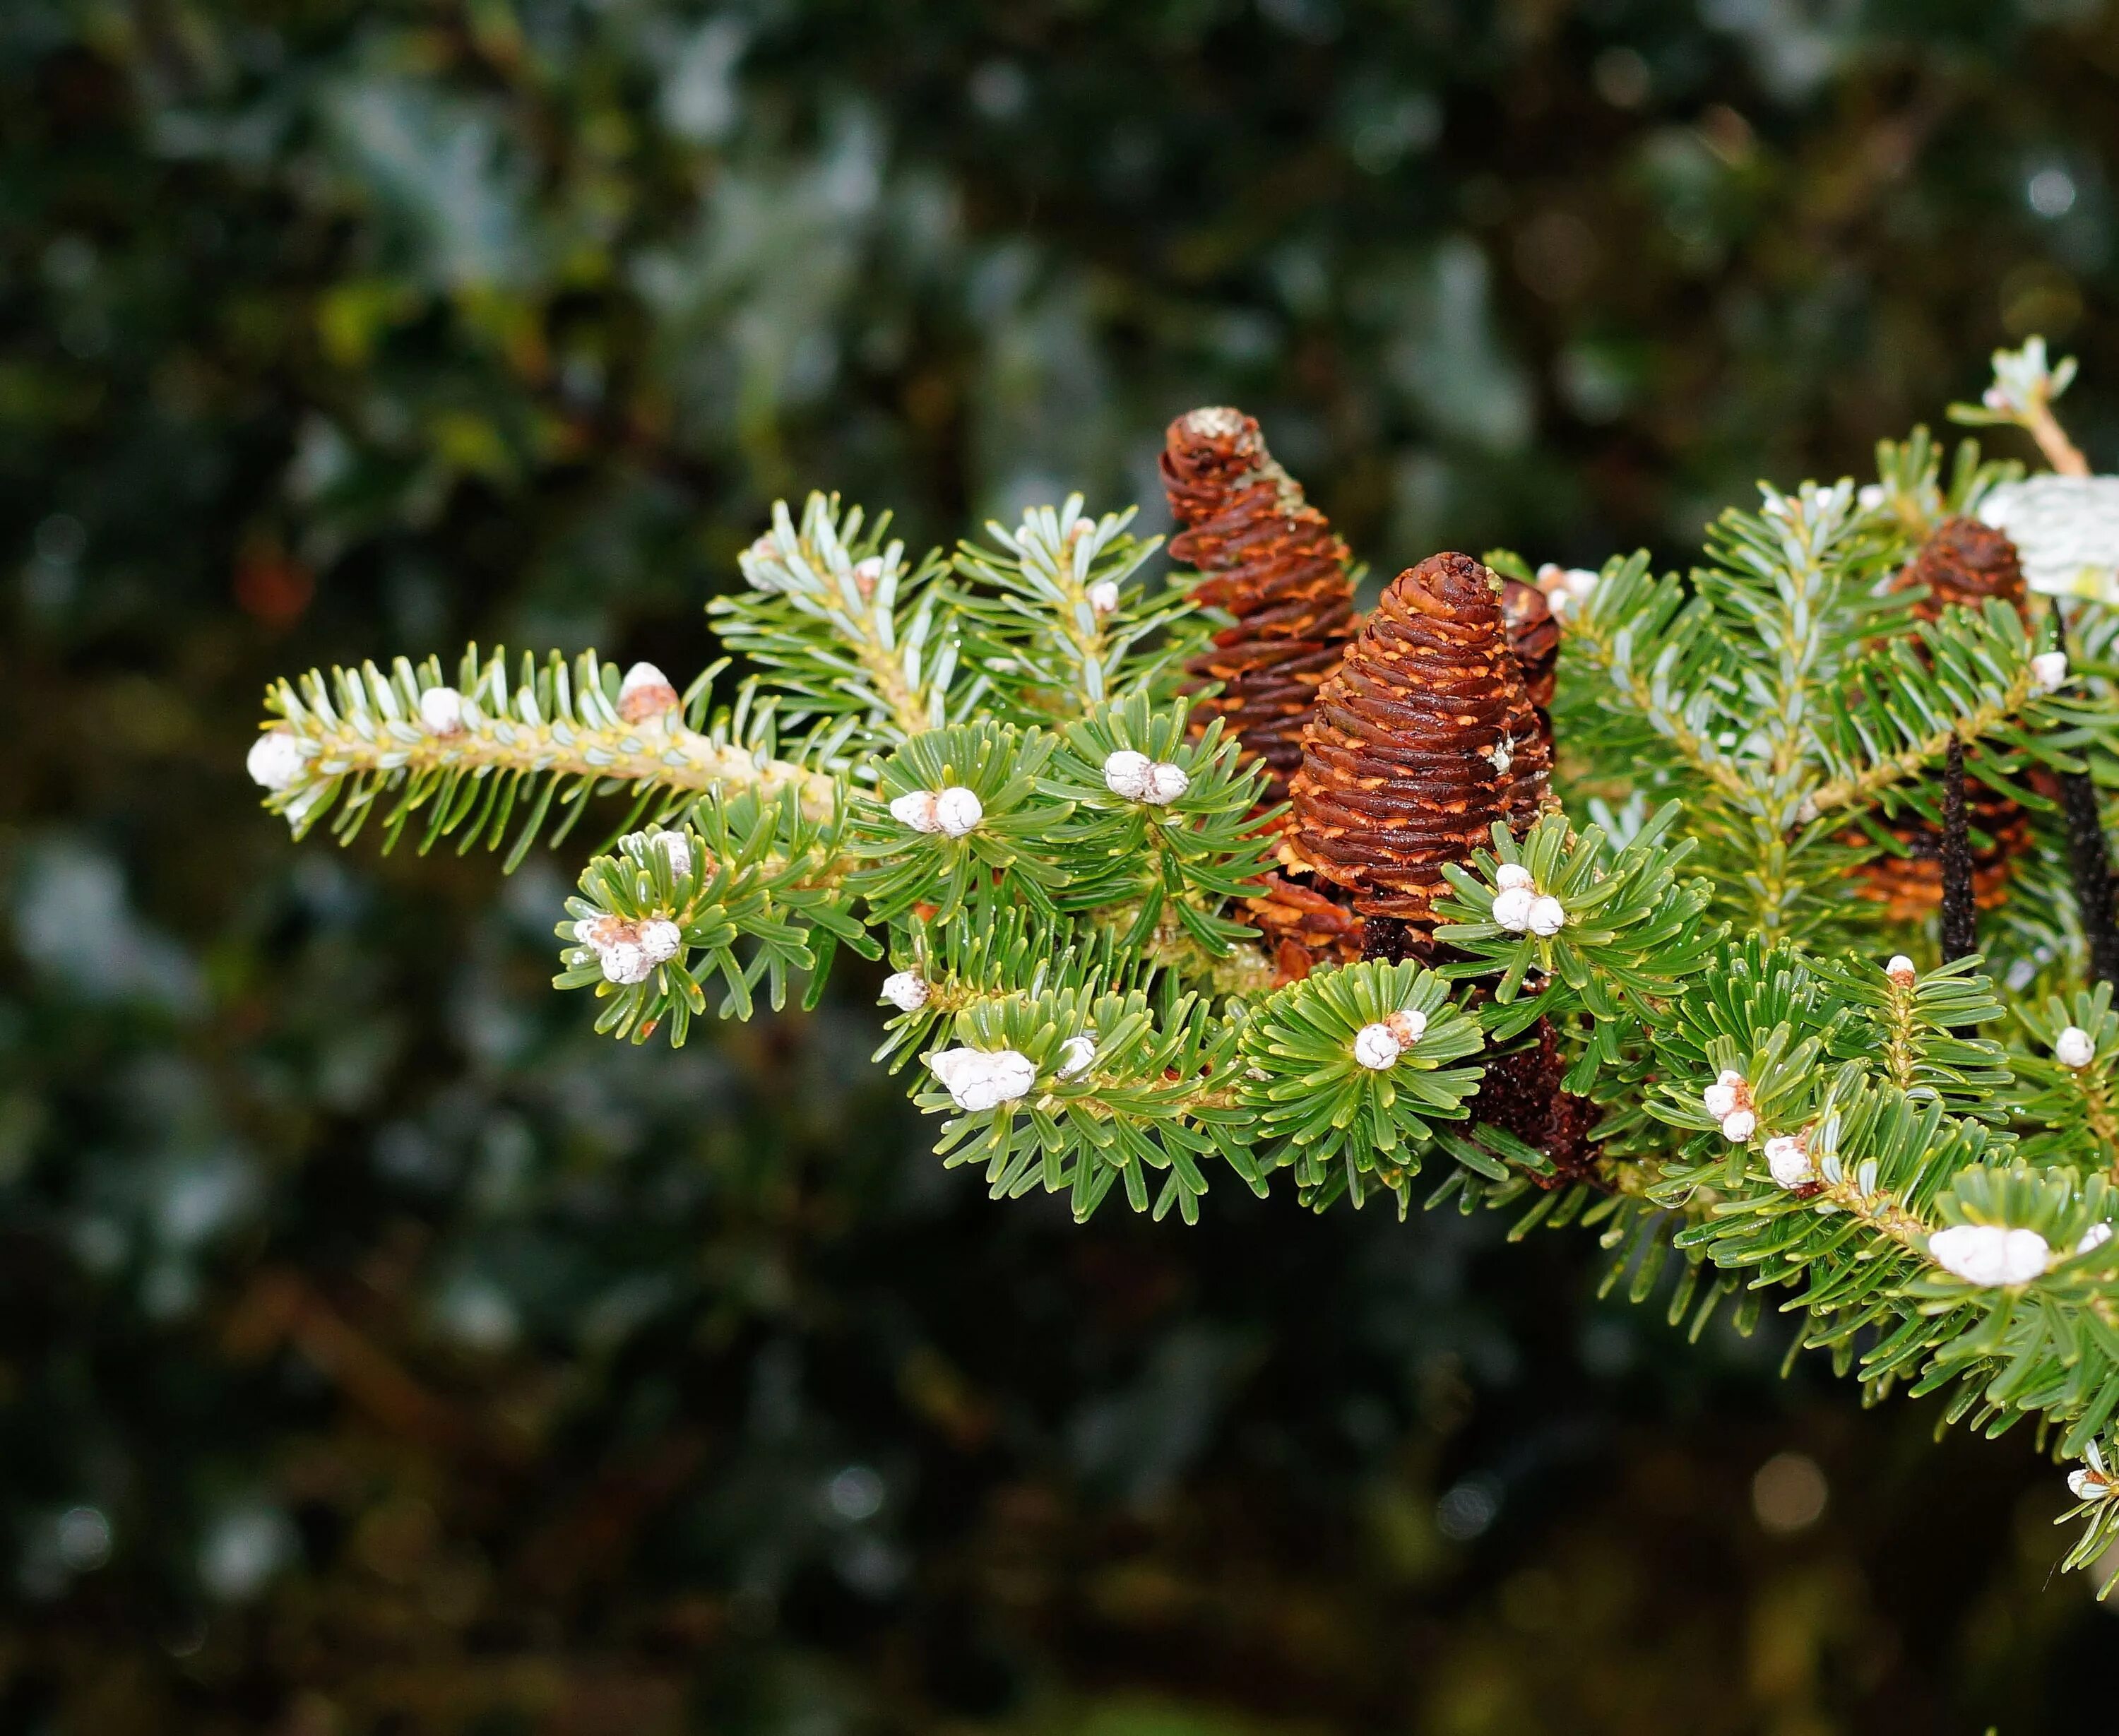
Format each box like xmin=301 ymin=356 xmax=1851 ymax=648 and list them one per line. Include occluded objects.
xmin=1855 ymin=516 xmax=2035 ymax=918
xmin=1161 ymin=408 xmax=1359 ymax=805
xmin=1290 ymin=552 xmax=1552 ymax=927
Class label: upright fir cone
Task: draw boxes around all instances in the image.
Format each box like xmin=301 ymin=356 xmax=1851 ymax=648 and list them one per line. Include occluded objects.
xmin=1162 ymin=408 xmax=1360 ymax=805
xmin=1854 ymin=517 xmax=2034 ymax=918
xmin=1289 ymin=552 xmax=1552 ymax=927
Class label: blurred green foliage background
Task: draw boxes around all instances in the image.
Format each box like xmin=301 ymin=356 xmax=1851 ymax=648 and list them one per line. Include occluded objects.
xmin=7 ymin=1 xmax=2119 ymax=1730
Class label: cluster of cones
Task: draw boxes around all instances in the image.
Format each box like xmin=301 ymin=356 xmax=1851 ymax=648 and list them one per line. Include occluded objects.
xmin=1158 ymin=407 xmax=2043 ymax=1184
xmin=1160 ymin=407 xmax=1560 ymax=973
xmin=1160 ymin=408 xmax=1582 ymax=1177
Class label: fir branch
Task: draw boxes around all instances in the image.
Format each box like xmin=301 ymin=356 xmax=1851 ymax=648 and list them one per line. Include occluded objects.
xmin=951 ymin=494 xmax=1192 ymax=723
xmin=913 ymin=982 xmax=1253 ymax=1225
xmin=554 ymin=787 xmax=873 ymax=1046
xmin=252 ymin=647 xmax=837 ymax=867
xmin=1797 ymin=602 xmax=2058 ymax=822
xmin=1949 ymin=335 xmax=2091 ymax=478
xmin=1040 ymin=693 xmax=1278 ymax=956
xmin=1554 ymin=551 xmax=1753 ymax=804
xmin=1236 ymin=961 xmax=1492 ymax=1215
xmin=714 ymin=492 xmax=973 ymax=742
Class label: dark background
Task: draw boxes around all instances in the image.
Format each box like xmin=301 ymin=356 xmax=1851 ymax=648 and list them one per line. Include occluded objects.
xmin=5 ymin=2 xmax=2119 ymax=1731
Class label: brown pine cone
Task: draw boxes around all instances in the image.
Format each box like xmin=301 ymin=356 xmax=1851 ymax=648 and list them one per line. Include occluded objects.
xmin=1853 ymin=518 xmax=2035 ymax=917
xmin=1288 ymin=552 xmax=1553 ymax=925
xmin=1162 ymin=408 xmax=1359 ymax=805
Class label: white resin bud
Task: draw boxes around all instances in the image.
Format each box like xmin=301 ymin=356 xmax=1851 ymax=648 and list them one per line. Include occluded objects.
xmin=890 ymin=790 xmax=944 ymax=833
xmin=650 ymin=831 xmax=693 ymax=879
xmin=2058 ymin=1025 xmax=2096 ymax=1069
xmin=1719 ymin=1109 xmax=1757 ymax=1143
xmin=2078 ymin=1222 xmax=2115 ymax=1256
xmin=1103 ymin=749 xmax=1153 ymax=799
xmin=1928 ymin=1223 xmax=2053 ymax=1287
xmin=246 ymin=730 xmax=305 ymax=792
xmin=851 ymin=554 xmax=884 ymax=595
xmin=638 ymin=920 xmax=682 ymax=965
xmin=1702 ymin=1082 xmax=1738 ymax=1120
xmin=1353 ymin=1023 xmax=1403 ymax=1070
xmin=1056 ymin=1033 xmax=1098 ymax=1078
xmin=1764 ymin=1134 xmax=1815 ymax=1189
xmin=1526 ymin=896 xmax=1567 ymax=937
xmin=1087 ymin=579 xmax=1120 ymax=614
xmin=1384 ymin=1008 xmax=1428 ymax=1049
xmin=934 ymin=786 xmax=984 ymax=837
xmin=2070 ymin=1468 xmax=2106 ymax=1502
xmin=419 ymin=685 xmax=465 ymax=734
xmin=1495 ymin=863 xmax=1534 ymax=891
xmin=2031 ymin=650 xmax=2070 ymax=694
xmin=1139 ymin=761 xmax=1190 ymax=805
xmin=600 ymin=941 xmax=651 ymax=985
xmin=1492 ymin=886 xmax=1536 ymax=931
xmin=1885 ymin=955 xmax=1916 ymax=985
xmin=617 ymin=661 xmax=681 ymax=724
xmin=880 ymin=971 xmax=929 ymax=1013
xmin=927 ymin=1047 xmax=1036 ymax=1113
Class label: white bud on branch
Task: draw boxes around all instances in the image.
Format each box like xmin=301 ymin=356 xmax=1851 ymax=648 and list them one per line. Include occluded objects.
xmin=1526 ymin=895 xmax=1567 ymax=937
xmin=926 ymin=1046 xmax=1036 ymax=1113
xmin=934 ymin=786 xmax=983 ymax=836
xmin=1056 ymin=1033 xmax=1097 ymax=1078
xmin=890 ymin=790 xmax=942 ymax=832
xmin=1353 ymin=1008 xmax=1430 ymax=1071
xmin=1492 ymin=886 xmax=1536 ymax=931
xmin=1928 ymin=1223 xmax=2053 ymax=1287
xmin=1353 ymin=1023 xmax=1403 ymax=1070
xmin=1764 ymin=1133 xmax=1816 ymax=1189
xmin=1495 ymin=864 xmax=1534 ymax=891
xmin=1702 ymin=1069 xmax=1745 ymax=1122
xmin=419 ymin=685 xmax=466 ymax=735
xmin=652 ymin=831 xmax=692 ymax=879
xmin=2031 ymin=650 xmax=2070 ymax=693
xmin=1885 ymin=954 xmax=1916 ymax=986
xmin=2058 ymin=1025 xmax=2096 ymax=1069
xmin=2068 ymin=1468 xmax=2111 ymax=1502
xmin=880 ymin=971 xmax=929 ymax=1013
xmin=1102 ymin=750 xmax=1151 ymax=798
xmin=1384 ymin=1008 xmax=1428 ymax=1047
xmin=891 ymin=787 xmax=983 ymax=836
xmin=1103 ymin=751 xmax=1189 ymax=804
xmin=617 ymin=661 xmax=681 ymax=724
xmin=1087 ymin=579 xmax=1120 ymax=614
xmin=2078 ymin=1222 xmax=2114 ymax=1256
xmin=247 ymin=730 xmax=306 ymax=792
xmin=579 ymin=913 xmax=683 ymax=985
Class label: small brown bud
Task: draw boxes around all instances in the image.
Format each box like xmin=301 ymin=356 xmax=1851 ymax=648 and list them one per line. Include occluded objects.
xmin=1892 ymin=516 xmax=2026 ymax=623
